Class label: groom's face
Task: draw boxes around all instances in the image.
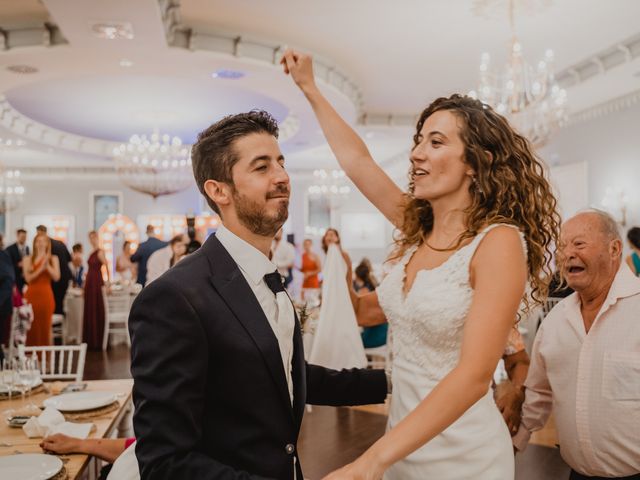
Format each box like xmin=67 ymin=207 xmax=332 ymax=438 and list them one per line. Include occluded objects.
xmin=228 ymin=132 xmax=290 ymax=236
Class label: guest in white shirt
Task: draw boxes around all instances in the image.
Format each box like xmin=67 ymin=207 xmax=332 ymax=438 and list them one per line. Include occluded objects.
xmin=271 ymin=227 xmax=296 ymax=288
xmin=513 ymin=210 xmax=640 ymax=480
xmin=145 ymin=234 xmax=187 ymax=285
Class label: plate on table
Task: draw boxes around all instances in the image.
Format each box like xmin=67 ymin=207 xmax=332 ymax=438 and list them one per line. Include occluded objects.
xmin=43 ymin=391 xmax=117 ymax=412
xmin=0 ymin=453 xmax=62 ymax=479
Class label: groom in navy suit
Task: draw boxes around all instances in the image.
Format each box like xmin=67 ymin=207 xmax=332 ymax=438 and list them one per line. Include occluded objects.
xmin=129 ymin=111 xmax=388 ymax=480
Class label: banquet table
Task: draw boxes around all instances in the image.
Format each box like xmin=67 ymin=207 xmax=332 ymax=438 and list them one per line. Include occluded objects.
xmin=0 ymin=379 xmax=133 ymax=479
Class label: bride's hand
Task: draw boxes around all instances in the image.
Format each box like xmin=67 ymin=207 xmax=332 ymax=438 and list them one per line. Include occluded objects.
xmin=321 ymin=457 xmax=384 ymax=480
xmin=280 ymin=49 xmax=317 ymax=93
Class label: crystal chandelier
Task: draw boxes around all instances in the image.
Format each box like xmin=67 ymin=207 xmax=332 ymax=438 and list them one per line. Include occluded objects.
xmin=113 ymin=131 xmax=193 ymax=198
xmin=307 ymin=169 xmax=351 ymax=199
xmin=0 ymin=168 xmax=25 ymax=213
xmin=470 ymin=0 xmax=568 ymax=147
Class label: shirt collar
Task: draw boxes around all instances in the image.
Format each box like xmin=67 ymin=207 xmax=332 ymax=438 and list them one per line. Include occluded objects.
xmin=563 ymin=263 xmax=640 ymax=317
xmin=215 ymin=224 xmax=277 ymax=286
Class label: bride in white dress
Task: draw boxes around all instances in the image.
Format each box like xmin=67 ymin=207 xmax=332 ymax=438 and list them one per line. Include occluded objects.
xmin=282 ymin=51 xmax=560 ymax=479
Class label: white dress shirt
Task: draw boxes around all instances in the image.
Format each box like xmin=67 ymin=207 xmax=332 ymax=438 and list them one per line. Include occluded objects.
xmin=513 ymin=264 xmax=640 ymax=477
xmin=272 ymin=239 xmax=296 ymax=278
xmin=146 ymin=245 xmax=173 ymax=285
xmin=216 ymin=225 xmax=295 ymax=404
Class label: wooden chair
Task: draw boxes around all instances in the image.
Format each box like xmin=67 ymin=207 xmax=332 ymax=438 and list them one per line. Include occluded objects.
xmin=18 ymin=343 xmax=88 ymax=382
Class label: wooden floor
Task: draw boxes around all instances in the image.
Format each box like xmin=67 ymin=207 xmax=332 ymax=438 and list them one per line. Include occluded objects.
xmin=89 ymin=345 xmax=570 ymax=480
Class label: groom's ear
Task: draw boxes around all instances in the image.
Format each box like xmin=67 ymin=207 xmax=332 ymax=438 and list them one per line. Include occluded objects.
xmin=204 ymin=179 xmax=232 ymax=209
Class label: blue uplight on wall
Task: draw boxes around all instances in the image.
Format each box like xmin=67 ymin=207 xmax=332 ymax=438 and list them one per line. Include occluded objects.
xmin=211 ymin=69 xmax=246 ymax=80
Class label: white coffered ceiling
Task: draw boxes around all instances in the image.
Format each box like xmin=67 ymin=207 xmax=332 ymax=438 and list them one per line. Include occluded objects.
xmin=0 ymin=0 xmax=639 ymax=172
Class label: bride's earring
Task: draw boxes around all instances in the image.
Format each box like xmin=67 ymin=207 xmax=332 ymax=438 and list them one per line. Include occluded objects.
xmin=472 ymin=176 xmax=484 ymax=195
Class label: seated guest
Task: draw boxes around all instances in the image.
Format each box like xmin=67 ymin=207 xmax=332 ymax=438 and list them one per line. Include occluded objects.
xmin=41 ymin=433 xmax=136 ymax=480
xmin=115 ymin=241 xmax=137 ymax=283
xmin=513 ymin=210 xmax=640 ymax=479
xmin=625 ymin=226 xmax=640 ymax=276
xmin=354 ymin=258 xmax=388 ymax=348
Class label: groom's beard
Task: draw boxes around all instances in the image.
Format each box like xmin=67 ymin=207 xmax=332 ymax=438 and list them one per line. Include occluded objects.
xmin=232 ymin=185 xmax=289 ymax=237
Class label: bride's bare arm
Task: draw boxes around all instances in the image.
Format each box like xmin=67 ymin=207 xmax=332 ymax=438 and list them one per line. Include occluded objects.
xmin=324 ymin=226 xmax=527 ymax=480
xmin=282 ymin=50 xmax=405 ymax=229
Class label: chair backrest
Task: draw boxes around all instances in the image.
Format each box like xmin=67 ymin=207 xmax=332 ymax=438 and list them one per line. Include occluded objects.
xmin=103 ymin=289 xmax=131 ymax=320
xmin=18 ymin=343 xmax=88 ymax=382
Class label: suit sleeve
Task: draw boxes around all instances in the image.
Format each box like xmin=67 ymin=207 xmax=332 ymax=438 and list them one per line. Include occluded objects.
xmin=129 ymin=280 xmax=275 ymax=480
xmin=305 ymin=363 xmax=387 ymax=406
xmin=130 ymin=248 xmax=141 ymax=263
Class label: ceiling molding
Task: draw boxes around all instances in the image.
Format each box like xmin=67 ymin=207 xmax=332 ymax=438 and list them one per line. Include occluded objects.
xmin=565 ymin=87 xmax=640 ymax=126
xmin=157 ymin=0 xmax=364 ymax=114
xmin=556 ymin=31 xmax=640 ymax=89
xmin=0 ymin=23 xmax=67 ymax=50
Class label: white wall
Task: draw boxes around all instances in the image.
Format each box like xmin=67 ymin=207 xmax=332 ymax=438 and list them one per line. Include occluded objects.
xmin=542 ymin=100 xmax=640 ymax=229
xmin=6 ymin=176 xmax=201 ymax=246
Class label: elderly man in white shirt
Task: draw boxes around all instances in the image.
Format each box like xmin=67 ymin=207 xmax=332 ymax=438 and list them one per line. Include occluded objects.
xmin=513 ymin=210 xmax=640 ymax=480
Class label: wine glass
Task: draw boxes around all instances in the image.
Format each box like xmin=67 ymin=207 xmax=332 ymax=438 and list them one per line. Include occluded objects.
xmin=1 ymin=359 xmax=16 ymax=402
xmin=17 ymin=357 xmax=33 ymax=406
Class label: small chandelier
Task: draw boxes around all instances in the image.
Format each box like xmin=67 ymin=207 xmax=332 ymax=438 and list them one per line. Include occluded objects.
xmin=307 ymin=169 xmax=351 ymax=198
xmin=113 ymin=130 xmax=193 ymax=198
xmin=0 ymin=168 xmax=25 ymax=213
xmin=470 ymin=0 xmax=568 ymax=148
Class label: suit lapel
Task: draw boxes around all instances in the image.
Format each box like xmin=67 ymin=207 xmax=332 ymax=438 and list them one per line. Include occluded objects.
xmin=291 ymin=309 xmax=306 ymax=429
xmin=204 ymin=235 xmax=294 ymax=417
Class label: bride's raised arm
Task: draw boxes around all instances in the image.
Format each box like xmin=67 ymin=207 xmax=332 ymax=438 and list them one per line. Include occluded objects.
xmin=282 ymin=49 xmax=405 ymax=229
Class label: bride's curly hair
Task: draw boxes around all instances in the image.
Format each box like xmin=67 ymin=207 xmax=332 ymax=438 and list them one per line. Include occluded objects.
xmin=391 ymin=94 xmax=561 ymax=309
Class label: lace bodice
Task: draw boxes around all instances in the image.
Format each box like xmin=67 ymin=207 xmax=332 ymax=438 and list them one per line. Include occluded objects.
xmin=377 ymin=224 xmax=525 ymax=382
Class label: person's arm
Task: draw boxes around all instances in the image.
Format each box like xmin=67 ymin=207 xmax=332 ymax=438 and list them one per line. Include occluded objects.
xmin=496 ymin=349 xmax=530 ymax=435
xmin=45 ymin=255 xmax=61 ymax=282
xmin=129 ymin=279 xmax=273 ymax=480
xmin=282 ymin=50 xmax=405 ymax=228
xmin=23 ymin=257 xmax=44 ymax=283
xmin=626 ymin=255 xmax=636 ymax=273
xmin=97 ymin=250 xmax=110 ymax=284
xmin=40 ymin=434 xmax=127 ymax=463
xmin=306 ymin=363 xmax=387 ymax=406
xmin=511 ymin=323 xmax=554 ymax=452
xmin=324 ymin=226 xmax=527 ymax=479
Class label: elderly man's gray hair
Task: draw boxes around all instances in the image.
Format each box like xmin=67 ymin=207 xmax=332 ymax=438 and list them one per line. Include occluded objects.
xmin=574 ymin=209 xmax=622 ymax=241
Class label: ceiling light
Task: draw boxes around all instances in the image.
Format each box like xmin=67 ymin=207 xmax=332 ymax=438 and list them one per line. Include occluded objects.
xmin=90 ymin=21 xmax=134 ymax=40
xmin=119 ymin=59 xmax=134 ymax=67
xmin=211 ymin=69 xmax=245 ymax=80
xmin=6 ymin=65 xmax=38 ymax=74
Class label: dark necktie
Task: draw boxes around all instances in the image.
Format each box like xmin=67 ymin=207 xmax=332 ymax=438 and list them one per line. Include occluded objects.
xmin=264 ymin=271 xmax=285 ymax=294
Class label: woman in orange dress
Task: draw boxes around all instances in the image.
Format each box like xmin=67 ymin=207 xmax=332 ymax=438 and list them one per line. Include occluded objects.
xmin=300 ymin=238 xmax=321 ymax=290
xmin=23 ymin=233 xmax=60 ymax=346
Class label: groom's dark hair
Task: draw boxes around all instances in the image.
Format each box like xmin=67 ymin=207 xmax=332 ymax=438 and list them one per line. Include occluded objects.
xmin=191 ymin=110 xmax=279 ymax=215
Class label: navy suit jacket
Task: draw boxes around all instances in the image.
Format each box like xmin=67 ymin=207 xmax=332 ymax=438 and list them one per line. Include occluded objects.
xmin=129 ymin=233 xmax=387 ymax=480
xmin=130 ymin=237 xmax=167 ymax=286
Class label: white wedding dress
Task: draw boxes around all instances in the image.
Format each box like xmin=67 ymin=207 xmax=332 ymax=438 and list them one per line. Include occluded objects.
xmin=377 ymin=224 xmax=519 ymax=479
xmin=308 ymin=244 xmax=367 ymax=370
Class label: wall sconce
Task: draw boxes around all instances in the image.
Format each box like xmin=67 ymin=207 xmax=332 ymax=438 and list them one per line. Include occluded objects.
xmin=601 ymin=186 xmax=628 ymax=226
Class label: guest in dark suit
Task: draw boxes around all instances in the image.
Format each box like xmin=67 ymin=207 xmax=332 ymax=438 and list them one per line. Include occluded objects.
xmin=36 ymin=225 xmax=71 ymax=315
xmin=130 ymin=225 xmax=167 ymax=286
xmin=129 ymin=111 xmax=388 ymax=480
xmin=0 ymin=233 xmax=15 ymax=363
xmin=5 ymin=228 xmax=29 ymax=292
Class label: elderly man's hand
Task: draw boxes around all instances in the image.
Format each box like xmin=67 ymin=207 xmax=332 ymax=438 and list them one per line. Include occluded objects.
xmin=495 ymin=380 xmax=525 ymax=436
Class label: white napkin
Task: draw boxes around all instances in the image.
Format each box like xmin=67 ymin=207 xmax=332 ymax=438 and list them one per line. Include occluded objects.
xmin=22 ymin=406 xmax=92 ymax=439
